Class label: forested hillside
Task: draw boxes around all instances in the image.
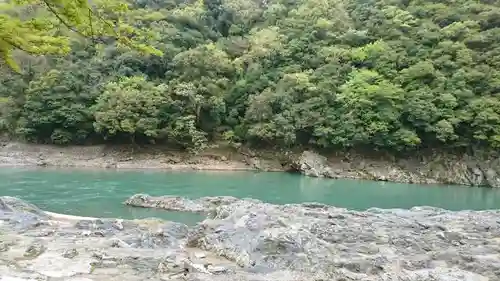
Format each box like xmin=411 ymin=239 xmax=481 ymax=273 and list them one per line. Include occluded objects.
xmin=1 ymin=0 xmax=499 ymax=154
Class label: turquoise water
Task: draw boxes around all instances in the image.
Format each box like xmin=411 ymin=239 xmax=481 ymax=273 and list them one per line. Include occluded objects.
xmin=1 ymin=168 xmax=499 ymax=224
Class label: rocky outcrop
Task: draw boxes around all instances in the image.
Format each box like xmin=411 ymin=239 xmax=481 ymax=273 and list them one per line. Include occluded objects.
xmin=292 ymin=151 xmax=335 ymax=178
xmin=124 ymin=194 xmax=241 ymax=213
xmin=0 ymin=196 xmax=240 ymax=281
xmin=3 ymin=195 xmax=500 ymax=280
xmin=0 ymin=196 xmax=50 ymax=231
xmin=190 ymin=198 xmax=500 ymax=280
xmin=293 ymin=150 xmax=500 ymax=187
xmin=125 ymin=194 xmax=500 ymax=280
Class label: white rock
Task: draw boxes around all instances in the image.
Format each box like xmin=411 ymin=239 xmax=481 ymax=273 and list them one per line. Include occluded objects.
xmin=22 ymin=253 xmax=94 ymax=278
xmin=207 ymin=265 xmax=228 ymax=273
xmin=194 ymin=252 xmax=207 ymax=259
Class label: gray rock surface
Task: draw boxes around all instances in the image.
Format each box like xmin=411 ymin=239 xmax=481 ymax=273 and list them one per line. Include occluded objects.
xmin=187 ymin=198 xmax=500 ymax=280
xmin=124 ymin=194 xmax=241 ymax=213
xmin=293 ymin=151 xmax=335 ymax=178
xmin=127 ymin=194 xmax=500 ymax=280
xmin=292 ymin=150 xmax=500 ymax=187
xmin=2 ymin=195 xmax=500 ymax=281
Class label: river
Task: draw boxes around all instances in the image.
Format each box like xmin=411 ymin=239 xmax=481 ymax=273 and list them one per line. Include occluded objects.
xmin=1 ymin=167 xmax=500 ymax=224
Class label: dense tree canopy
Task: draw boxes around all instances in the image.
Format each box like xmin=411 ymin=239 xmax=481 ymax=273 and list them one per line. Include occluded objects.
xmin=1 ymin=0 xmax=500 ymax=154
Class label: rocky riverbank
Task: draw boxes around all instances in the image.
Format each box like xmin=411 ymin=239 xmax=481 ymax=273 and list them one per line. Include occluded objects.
xmin=2 ymin=195 xmax=500 ymax=281
xmin=0 ymin=141 xmax=499 ymax=187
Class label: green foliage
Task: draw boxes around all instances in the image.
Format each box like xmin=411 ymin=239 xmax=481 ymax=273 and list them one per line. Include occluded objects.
xmin=93 ymin=76 xmax=210 ymax=150
xmin=12 ymin=64 xmax=102 ymax=144
xmin=2 ymin=0 xmax=500 ymax=153
xmin=93 ymin=76 xmax=168 ymax=140
xmin=331 ymin=69 xmax=411 ymax=149
xmin=0 ymin=0 xmax=162 ymax=72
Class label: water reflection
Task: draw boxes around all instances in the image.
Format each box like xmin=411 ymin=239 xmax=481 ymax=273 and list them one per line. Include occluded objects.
xmin=298 ymin=176 xmax=337 ymax=204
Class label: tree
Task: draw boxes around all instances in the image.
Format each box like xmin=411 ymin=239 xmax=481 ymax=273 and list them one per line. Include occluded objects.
xmin=2 ymin=0 xmax=500 ymax=153
xmin=13 ymin=67 xmax=101 ymax=144
xmin=93 ymin=76 xmax=209 ymax=151
xmin=329 ymin=69 xmax=416 ymax=149
xmin=93 ymin=76 xmax=168 ymax=142
xmin=0 ymin=0 xmax=162 ymax=72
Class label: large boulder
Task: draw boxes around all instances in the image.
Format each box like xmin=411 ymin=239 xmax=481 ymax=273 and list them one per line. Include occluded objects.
xmin=0 ymin=196 xmax=49 ymax=231
xmin=124 ymin=194 xmax=206 ymax=213
xmin=124 ymin=194 xmax=241 ymax=213
xmin=293 ymin=151 xmax=334 ymax=178
xmin=0 ymin=196 xmax=47 ymax=217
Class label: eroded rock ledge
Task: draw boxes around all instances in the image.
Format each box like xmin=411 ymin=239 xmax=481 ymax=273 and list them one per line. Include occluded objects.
xmin=2 ymin=195 xmax=500 ymax=281
xmin=293 ymin=151 xmax=500 ymax=188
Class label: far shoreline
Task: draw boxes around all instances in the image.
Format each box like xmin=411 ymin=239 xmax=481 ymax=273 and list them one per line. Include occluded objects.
xmin=0 ymin=163 xmax=275 ymax=173
xmin=0 ymin=141 xmax=498 ymax=187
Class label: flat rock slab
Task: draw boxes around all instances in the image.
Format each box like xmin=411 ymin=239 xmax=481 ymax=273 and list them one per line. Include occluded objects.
xmin=19 ymin=252 xmax=95 ymax=277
